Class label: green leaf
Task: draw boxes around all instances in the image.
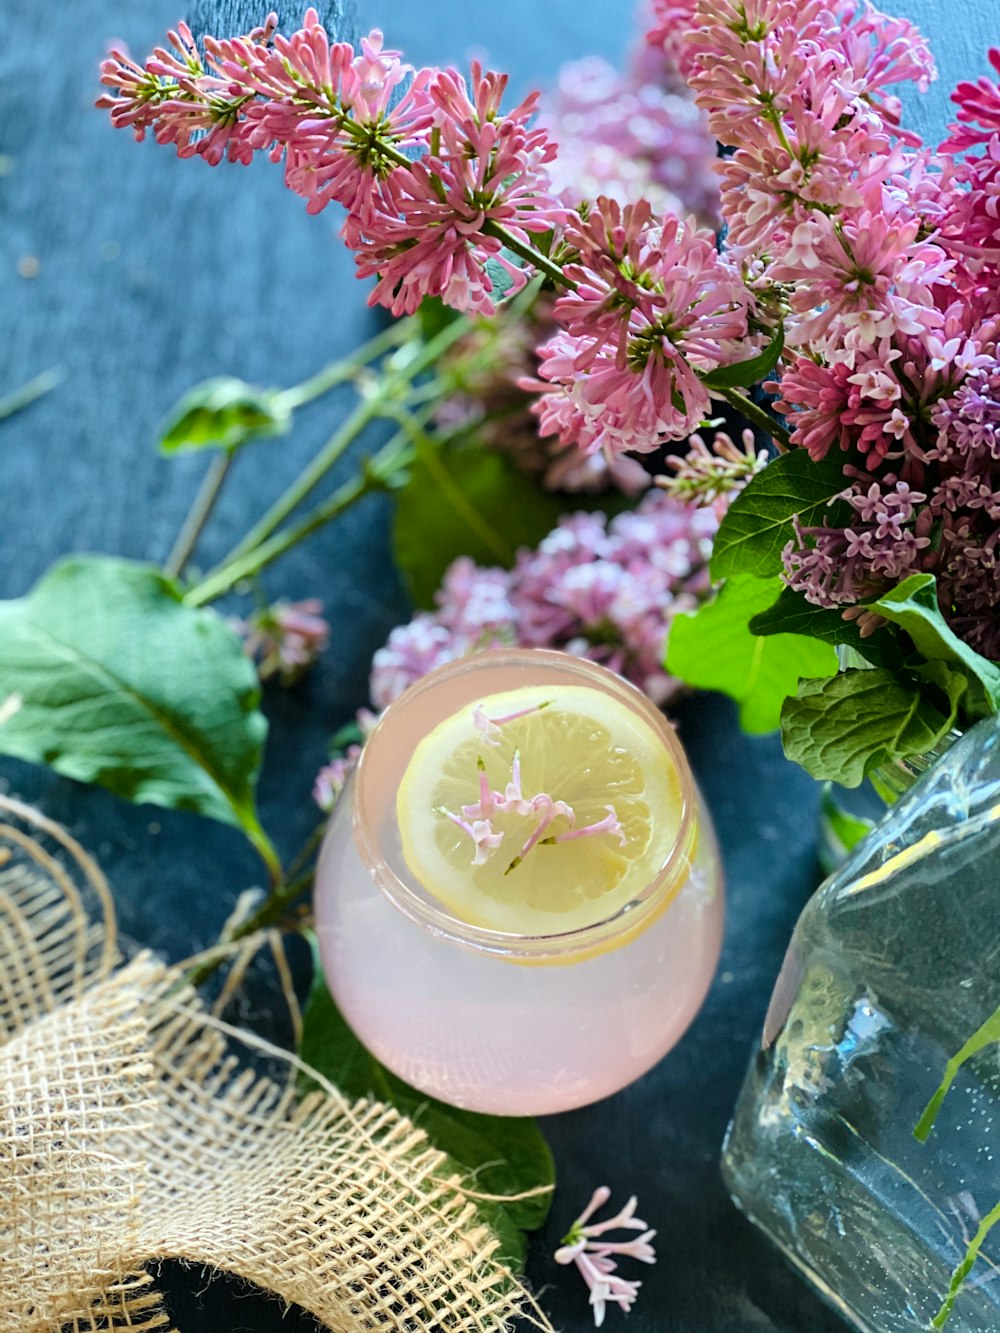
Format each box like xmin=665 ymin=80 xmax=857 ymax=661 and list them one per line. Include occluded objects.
xmin=0 ymin=556 xmax=272 ymax=850
xmin=300 ymin=943 xmax=554 ymax=1267
xmin=710 ymin=450 xmax=850 ymax=580
xmin=817 ymin=784 xmax=875 ymax=876
xmin=870 ymin=573 xmax=1000 ymax=720
xmin=393 ymin=444 xmax=566 ymax=607
xmin=485 ymin=252 xmax=521 ymax=303
xmin=159 ymin=376 xmax=291 ymax=454
xmin=417 ymin=296 xmax=461 ymax=342
xmin=748 ymin=586 xmax=904 ymax=670
xmin=700 ymin=322 xmax=784 ymax=391
xmin=780 ymin=666 xmax=965 ymax=786
xmin=665 ymin=574 xmax=838 ymax=733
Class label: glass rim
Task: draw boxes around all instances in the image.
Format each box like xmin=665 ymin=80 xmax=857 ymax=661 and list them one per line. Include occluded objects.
xmin=352 ymin=648 xmax=698 ymax=961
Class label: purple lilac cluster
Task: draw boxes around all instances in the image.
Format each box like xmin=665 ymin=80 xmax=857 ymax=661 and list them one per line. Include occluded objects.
xmin=643 ymin=0 xmax=1000 ymax=659
xmin=369 ymin=491 xmax=717 ymax=714
xmin=314 ymin=490 xmax=714 ymax=810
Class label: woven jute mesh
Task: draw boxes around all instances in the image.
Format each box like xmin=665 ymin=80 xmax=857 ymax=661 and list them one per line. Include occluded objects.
xmin=0 ymin=796 xmax=552 ymax=1333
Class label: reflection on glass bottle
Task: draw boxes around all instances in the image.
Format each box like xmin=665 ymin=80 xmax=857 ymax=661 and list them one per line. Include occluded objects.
xmin=723 ymin=716 xmax=1000 ymax=1333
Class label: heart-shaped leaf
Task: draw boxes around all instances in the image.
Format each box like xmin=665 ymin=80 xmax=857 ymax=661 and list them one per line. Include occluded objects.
xmin=710 ymin=450 xmax=849 ymax=580
xmin=159 ymin=376 xmax=291 ymax=454
xmin=665 ymin=573 xmax=838 ymax=733
xmin=780 ymin=665 xmax=965 ymax=786
xmin=0 ymin=556 xmax=274 ymax=866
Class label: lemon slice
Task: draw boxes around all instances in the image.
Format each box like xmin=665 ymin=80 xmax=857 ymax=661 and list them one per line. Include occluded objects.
xmin=396 ymin=684 xmax=683 ymax=935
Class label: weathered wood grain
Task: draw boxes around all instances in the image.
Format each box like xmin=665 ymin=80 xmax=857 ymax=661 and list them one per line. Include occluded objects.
xmin=188 ymin=0 xmax=356 ymax=42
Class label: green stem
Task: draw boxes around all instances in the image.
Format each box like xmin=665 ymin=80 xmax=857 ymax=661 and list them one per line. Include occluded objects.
xmin=480 ymin=219 xmax=574 ymax=288
xmin=184 ymin=436 xmax=415 ymax=606
xmin=915 ymin=1000 xmax=1000 ymax=1143
xmin=165 ymin=450 xmax=235 ymax=579
xmin=277 ymin=319 xmax=411 ymax=410
xmin=182 ymin=823 xmax=328 ymax=991
xmin=932 ymin=1197 xmax=1000 ymax=1328
xmin=181 ymin=868 xmax=315 ymax=991
xmin=240 ymin=812 xmax=284 ymax=890
xmin=230 ymin=866 xmax=315 ymax=939
xmin=716 ymin=387 xmax=790 ymax=452
xmin=205 ymin=316 xmax=470 ymax=576
xmin=762 ymin=105 xmax=794 ymax=159
xmin=0 ymin=368 xmax=61 ymax=422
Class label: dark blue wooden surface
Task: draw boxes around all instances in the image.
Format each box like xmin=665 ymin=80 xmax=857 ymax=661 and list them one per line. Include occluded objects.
xmin=0 ymin=1 xmax=989 ymax=1328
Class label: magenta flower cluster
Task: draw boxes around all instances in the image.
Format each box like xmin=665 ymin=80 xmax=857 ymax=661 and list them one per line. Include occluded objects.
xmin=98 ymin=9 xmax=752 ymax=467
xmin=100 ymin=6 xmax=1000 ymax=660
xmin=369 ymin=489 xmax=717 ymax=712
xmin=99 ymin=11 xmax=565 ymax=317
xmin=643 ymin=0 xmax=1000 ymax=658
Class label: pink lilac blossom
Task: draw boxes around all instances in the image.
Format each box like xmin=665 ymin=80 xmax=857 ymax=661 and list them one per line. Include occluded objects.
xmin=429 ymin=706 xmax=623 ymax=875
xmin=658 ymin=426 xmax=769 ymax=514
xmin=527 ymin=203 xmax=752 ymax=455
xmin=645 ymin=0 xmax=699 ymax=77
xmin=233 ymin=598 xmax=330 ymax=686
xmin=937 ymin=49 xmax=1000 ymax=291
xmin=778 ymin=323 xmax=1000 ymax=654
xmin=349 ymin=62 xmax=568 ymax=315
xmin=365 ymin=490 xmax=717 ymax=725
xmin=99 ymin=10 xmax=566 ymax=318
xmin=554 ymin=1186 xmax=656 ymax=1328
xmin=313 ymin=744 xmax=362 ymax=812
xmin=430 ymin=309 xmax=654 ymax=497
xmin=652 ymin=0 xmax=945 ymax=356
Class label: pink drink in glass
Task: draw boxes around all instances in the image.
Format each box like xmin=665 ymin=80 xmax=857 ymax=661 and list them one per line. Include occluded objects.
xmin=314 ymin=649 xmax=724 ymax=1116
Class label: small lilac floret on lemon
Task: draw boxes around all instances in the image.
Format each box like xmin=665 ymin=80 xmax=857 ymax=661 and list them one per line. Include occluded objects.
xmin=435 ymin=807 xmax=504 ymax=866
xmin=397 ymin=684 xmax=682 ymax=936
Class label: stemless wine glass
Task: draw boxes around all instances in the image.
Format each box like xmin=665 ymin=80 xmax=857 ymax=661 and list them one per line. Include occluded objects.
xmin=314 ymin=648 xmax=724 ymax=1115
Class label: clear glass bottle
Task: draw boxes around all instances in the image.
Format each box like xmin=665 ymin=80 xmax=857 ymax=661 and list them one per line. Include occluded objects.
xmin=722 ymin=715 xmax=1000 ymax=1331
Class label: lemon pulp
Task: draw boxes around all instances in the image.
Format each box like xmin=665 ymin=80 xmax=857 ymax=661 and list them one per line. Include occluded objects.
xmin=395 ymin=684 xmax=683 ymax=936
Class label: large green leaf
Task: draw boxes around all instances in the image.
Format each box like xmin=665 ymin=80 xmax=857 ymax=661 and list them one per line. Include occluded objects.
xmin=665 ymin=574 xmax=838 ymax=733
xmin=749 ymin=586 xmax=903 ymax=670
xmin=0 ymin=556 xmax=273 ymax=857
xmin=159 ymin=376 xmax=291 ymax=454
xmin=300 ymin=944 xmax=554 ymax=1266
xmin=393 ymin=443 xmax=567 ymax=607
xmin=870 ymin=574 xmax=1000 ymax=719
xmin=710 ymin=451 xmax=849 ymax=580
xmin=780 ymin=665 xmax=965 ymax=786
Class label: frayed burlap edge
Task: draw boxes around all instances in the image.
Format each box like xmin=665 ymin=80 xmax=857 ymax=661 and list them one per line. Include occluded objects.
xmin=0 ymin=795 xmax=554 ymax=1333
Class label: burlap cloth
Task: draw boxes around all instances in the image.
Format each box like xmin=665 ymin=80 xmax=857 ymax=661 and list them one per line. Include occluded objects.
xmin=0 ymin=796 xmax=553 ymax=1332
